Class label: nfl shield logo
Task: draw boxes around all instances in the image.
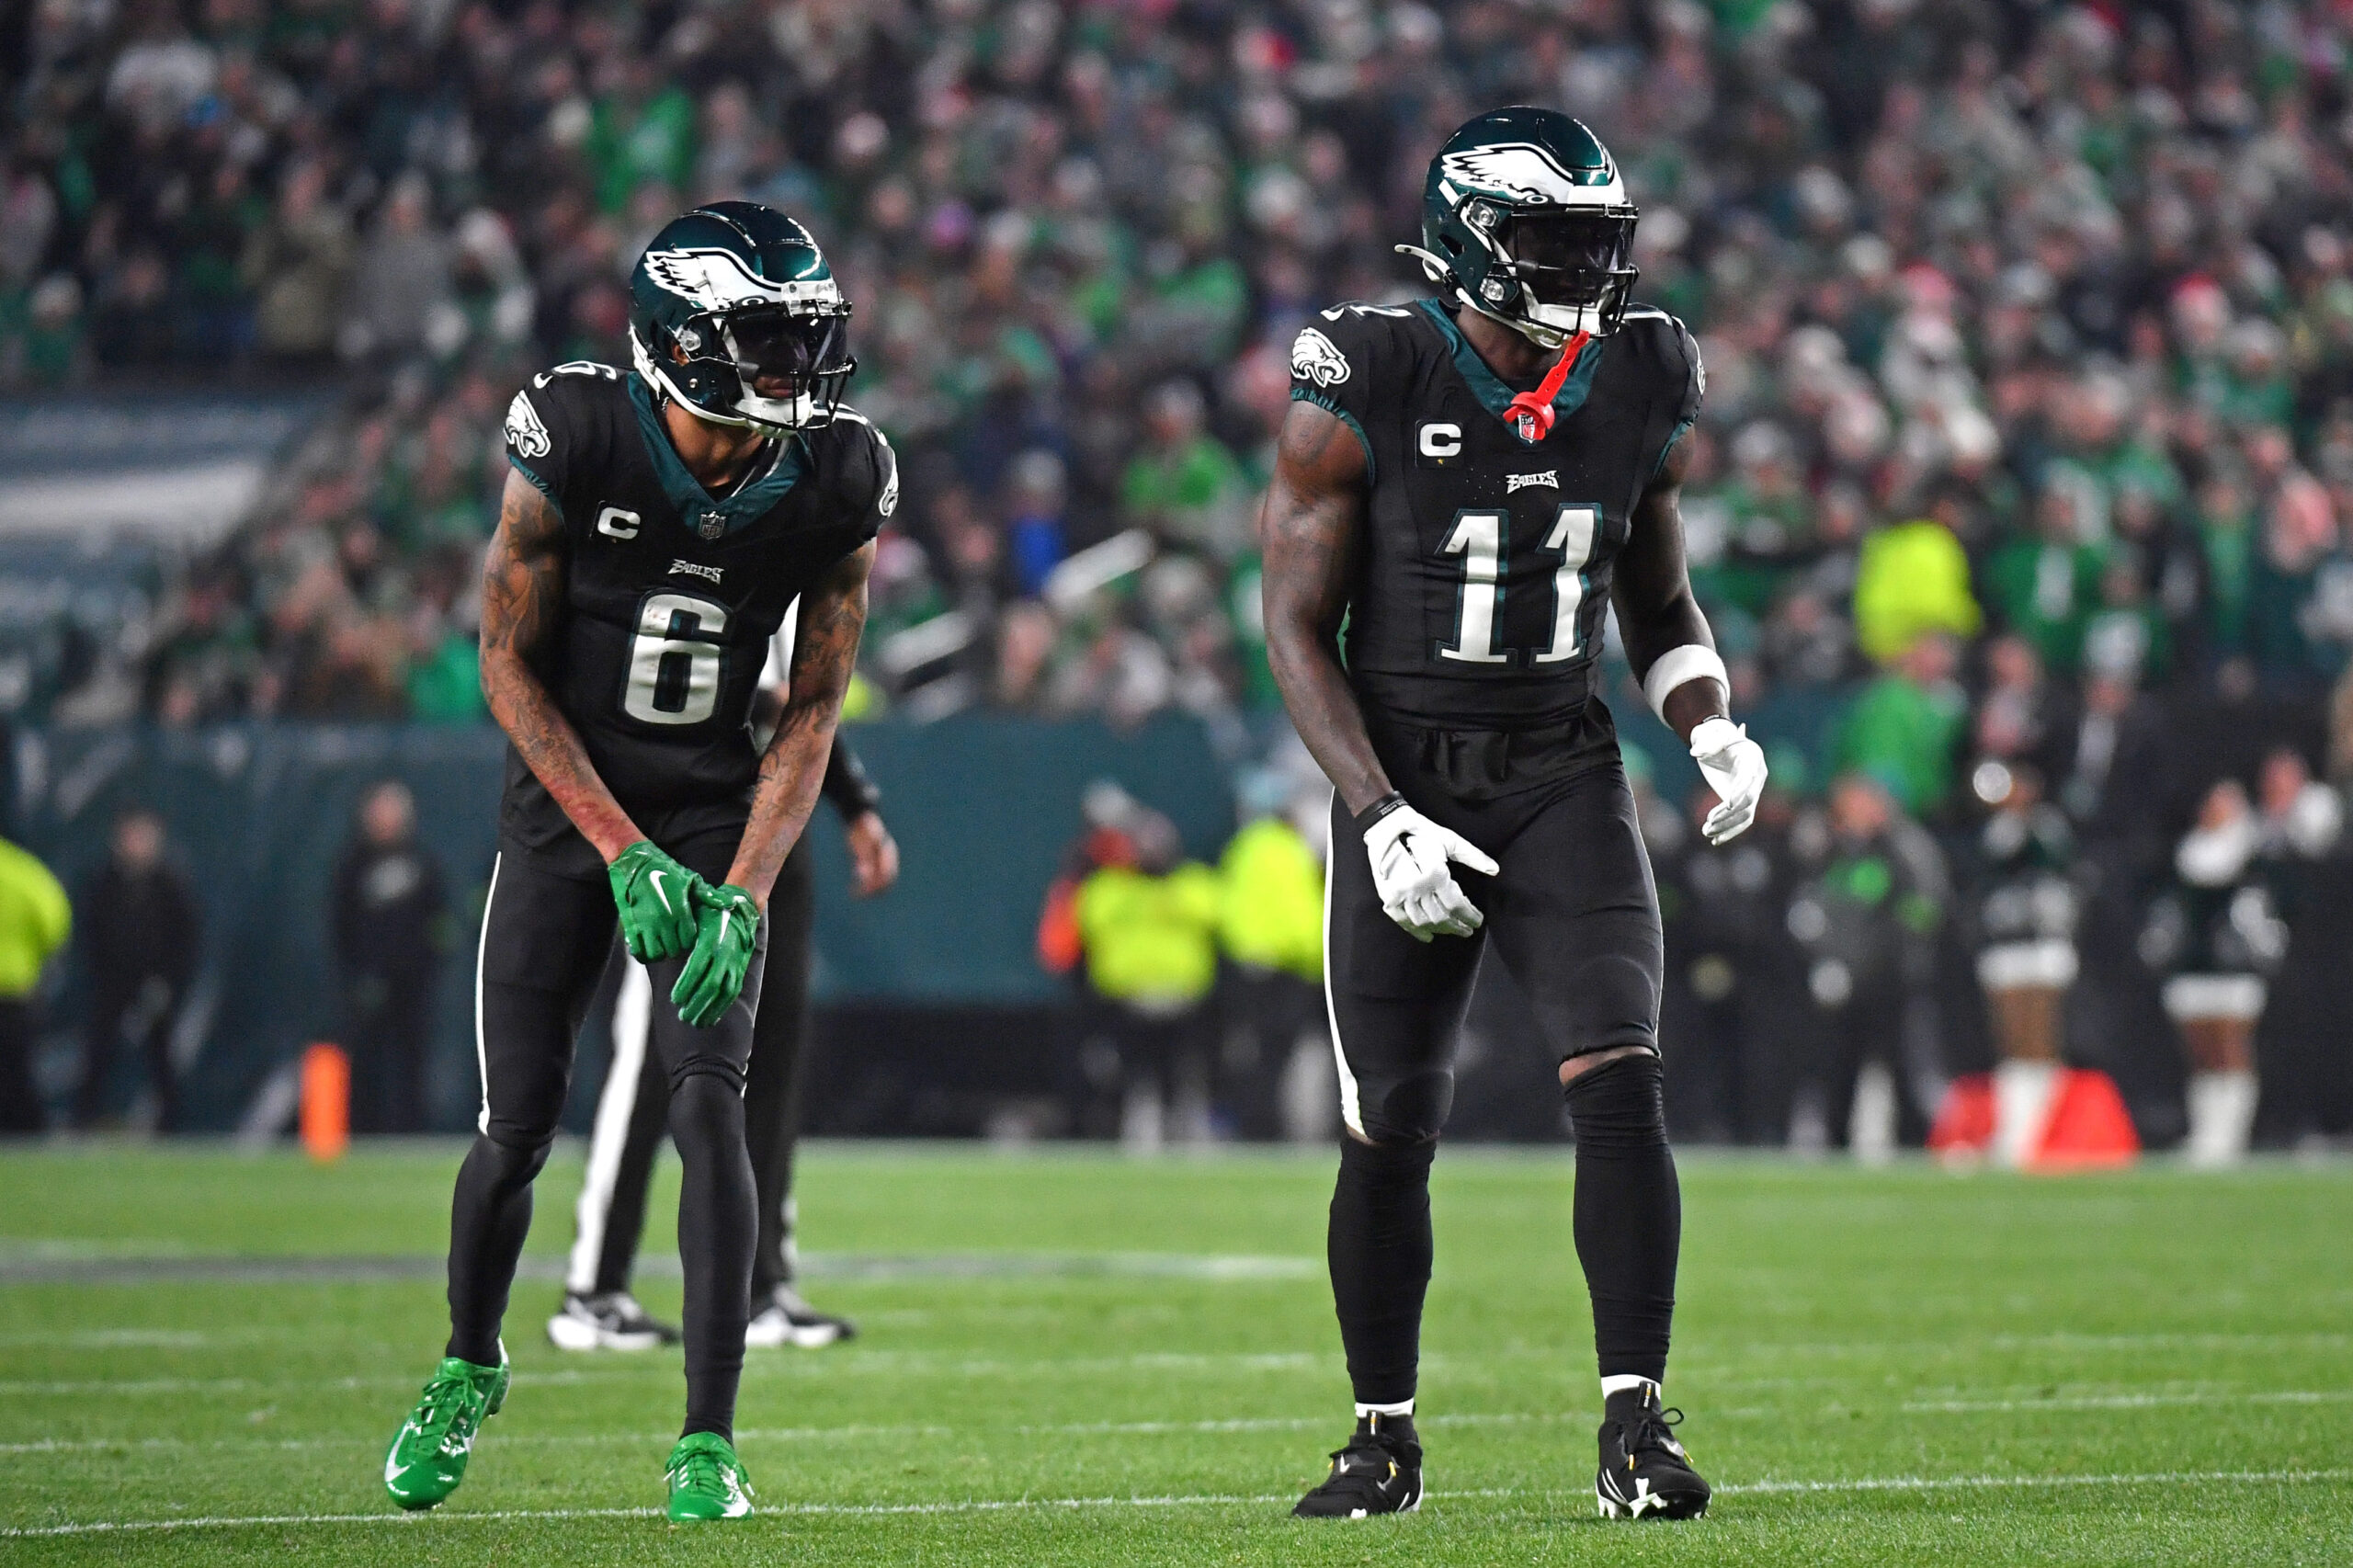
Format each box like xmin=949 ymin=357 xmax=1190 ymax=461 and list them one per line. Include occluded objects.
xmin=1514 ymin=411 xmax=1541 ymax=443
xmin=699 ymin=510 xmax=726 ymax=540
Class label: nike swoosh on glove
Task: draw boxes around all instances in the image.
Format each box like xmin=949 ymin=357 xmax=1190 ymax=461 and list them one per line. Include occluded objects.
xmin=1363 ymin=800 xmax=1500 ymax=942
xmin=608 ymin=842 xmax=705 ymax=962
xmin=1688 ymin=716 xmax=1768 ymax=846
xmin=673 ymin=882 xmax=760 ymax=1028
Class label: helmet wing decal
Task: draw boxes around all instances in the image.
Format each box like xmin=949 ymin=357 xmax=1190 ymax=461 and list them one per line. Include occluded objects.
xmin=641 ymin=247 xmax=842 ymax=313
xmin=1438 ymin=142 xmax=1620 ymax=207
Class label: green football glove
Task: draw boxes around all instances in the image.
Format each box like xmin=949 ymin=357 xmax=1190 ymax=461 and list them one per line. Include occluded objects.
xmin=608 ymin=841 xmax=703 ymax=963
xmin=673 ymin=882 xmax=760 ymax=1028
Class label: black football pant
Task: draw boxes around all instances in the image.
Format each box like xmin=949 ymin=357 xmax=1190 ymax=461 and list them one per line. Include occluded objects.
xmin=74 ymin=980 xmax=180 ymax=1131
xmin=1324 ymin=712 xmax=1681 ymax=1405
xmin=346 ymin=976 xmax=434 ymax=1135
xmin=567 ymin=840 xmax=815 ymax=1305
xmin=447 ymin=834 xmax=766 ymax=1440
xmin=0 ymin=999 xmax=42 ymax=1134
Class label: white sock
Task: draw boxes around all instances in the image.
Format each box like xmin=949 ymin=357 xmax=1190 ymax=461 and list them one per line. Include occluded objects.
xmin=1993 ymin=1059 xmax=2062 ymax=1168
xmin=2185 ymin=1070 xmax=2258 ymax=1168
xmin=1599 ymin=1374 xmax=1658 ymax=1401
xmin=1354 ymin=1399 xmax=1414 ymax=1420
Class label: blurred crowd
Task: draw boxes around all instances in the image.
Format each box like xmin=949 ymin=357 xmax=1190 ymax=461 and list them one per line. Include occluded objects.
xmin=12 ymin=0 xmax=2353 ymax=1145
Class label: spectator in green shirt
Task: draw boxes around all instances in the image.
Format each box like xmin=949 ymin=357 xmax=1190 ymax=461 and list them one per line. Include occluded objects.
xmin=1834 ymin=631 xmax=1969 ymax=819
xmin=1120 ymin=380 xmax=1251 ymax=561
xmin=1983 ymin=484 xmax=2109 ymax=673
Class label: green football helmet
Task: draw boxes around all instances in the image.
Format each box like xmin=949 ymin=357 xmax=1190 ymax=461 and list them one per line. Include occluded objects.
xmin=1402 ymin=107 xmax=1641 ymax=347
xmin=628 ymin=201 xmax=856 ymax=430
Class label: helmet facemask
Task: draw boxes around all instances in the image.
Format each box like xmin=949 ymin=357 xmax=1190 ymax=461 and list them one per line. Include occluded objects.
xmin=633 ymin=301 xmax=857 ymax=431
xmin=1454 ymin=199 xmax=1639 ymax=347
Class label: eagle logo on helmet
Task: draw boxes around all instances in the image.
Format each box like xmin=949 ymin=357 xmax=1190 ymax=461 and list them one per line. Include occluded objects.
xmin=1290 ymin=327 xmax=1351 ymax=388
xmin=1438 ymin=142 xmax=1612 ymax=205
xmin=642 ymin=247 xmax=841 ymax=313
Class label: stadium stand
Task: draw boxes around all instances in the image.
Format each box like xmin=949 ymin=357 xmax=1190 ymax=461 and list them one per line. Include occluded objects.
xmin=6 ymin=0 xmax=2353 ymax=1146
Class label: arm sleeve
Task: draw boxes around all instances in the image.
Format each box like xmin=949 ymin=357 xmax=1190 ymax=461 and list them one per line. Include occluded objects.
xmin=821 ymin=731 xmax=882 ymax=822
xmin=848 ymin=421 xmax=898 ymax=543
xmin=1286 ymin=312 xmax=1381 ymax=479
xmin=1653 ymin=318 xmax=1704 ymax=482
xmin=503 ymin=383 xmax=568 ymax=504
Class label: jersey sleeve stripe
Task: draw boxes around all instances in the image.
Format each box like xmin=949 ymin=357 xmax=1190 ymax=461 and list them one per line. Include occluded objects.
xmin=506 ymin=450 xmax=560 ymax=500
xmin=1649 ymin=417 xmax=1694 ymax=484
xmin=1290 ymin=387 xmax=1377 ymax=484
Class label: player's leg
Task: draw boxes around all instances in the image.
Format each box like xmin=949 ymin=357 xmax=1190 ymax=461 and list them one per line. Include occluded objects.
xmin=550 ymin=948 xmax=680 ymax=1350
xmin=1482 ymin=760 xmax=1708 ymax=1520
xmin=640 ymin=832 xmax=767 ymax=1518
xmin=387 ymin=851 xmax=611 ymax=1510
xmin=741 ymin=842 xmax=854 ymax=1346
xmin=1294 ymin=791 xmax=1480 ymax=1519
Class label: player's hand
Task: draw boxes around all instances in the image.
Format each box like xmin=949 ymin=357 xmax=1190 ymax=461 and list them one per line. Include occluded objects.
xmin=608 ymin=841 xmax=704 ymax=962
xmin=845 ymin=811 xmax=900 ymax=898
xmin=1362 ymin=799 xmax=1499 ymax=942
xmin=673 ymin=882 xmax=760 ymax=1028
xmin=1689 ymin=716 xmax=1768 ymax=846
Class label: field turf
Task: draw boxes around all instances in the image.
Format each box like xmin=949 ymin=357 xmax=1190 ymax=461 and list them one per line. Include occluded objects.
xmin=0 ymin=1142 xmax=2347 ymax=1564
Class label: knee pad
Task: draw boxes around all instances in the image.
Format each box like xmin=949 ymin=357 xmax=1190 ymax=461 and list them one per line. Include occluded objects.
xmin=1562 ymin=1051 xmax=1667 ymax=1155
xmin=665 ymin=1068 xmax=747 ymax=1146
xmin=476 ymin=1129 xmax=553 ymax=1184
xmin=1339 ymin=1131 xmax=1437 ymax=1188
xmin=1357 ymin=1066 xmax=1454 ymax=1145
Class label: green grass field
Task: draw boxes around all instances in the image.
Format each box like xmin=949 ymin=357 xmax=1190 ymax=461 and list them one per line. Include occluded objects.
xmin=0 ymin=1142 xmax=2347 ymax=1564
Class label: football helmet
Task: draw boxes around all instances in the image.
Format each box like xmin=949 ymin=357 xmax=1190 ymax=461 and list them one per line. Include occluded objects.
xmin=628 ymin=201 xmax=856 ymax=430
xmin=1402 ymin=107 xmax=1640 ymax=347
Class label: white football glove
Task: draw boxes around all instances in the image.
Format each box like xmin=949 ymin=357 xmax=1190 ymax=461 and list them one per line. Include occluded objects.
xmin=1362 ymin=799 xmax=1500 ymax=942
xmin=1689 ymin=716 xmax=1768 ymax=846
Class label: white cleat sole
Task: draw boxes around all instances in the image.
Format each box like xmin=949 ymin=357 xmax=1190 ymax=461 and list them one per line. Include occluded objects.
xmin=545 ymin=1313 xmax=663 ymax=1352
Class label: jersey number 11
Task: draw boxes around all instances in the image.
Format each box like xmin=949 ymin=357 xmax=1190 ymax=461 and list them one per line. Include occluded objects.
xmin=1438 ymin=504 xmax=1597 ymax=666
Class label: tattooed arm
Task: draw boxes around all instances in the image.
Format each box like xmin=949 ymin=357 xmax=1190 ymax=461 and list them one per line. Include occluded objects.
xmin=479 ymin=466 xmax=647 ymax=862
xmin=1259 ymin=399 xmax=1392 ymax=815
xmin=723 ymin=539 xmax=875 ymax=905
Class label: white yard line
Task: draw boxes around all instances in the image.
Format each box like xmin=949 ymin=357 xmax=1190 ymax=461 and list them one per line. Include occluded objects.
xmin=1904 ymin=1389 xmax=2353 ymax=1414
xmin=5 ymin=1469 xmax=2348 ymax=1538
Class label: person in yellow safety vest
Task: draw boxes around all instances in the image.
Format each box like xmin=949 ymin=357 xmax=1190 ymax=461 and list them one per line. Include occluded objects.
xmin=1217 ymin=768 xmax=1328 ymax=1139
xmin=0 ymin=838 xmax=72 ymax=1134
xmin=1074 ymin=811 xmax=1221 ymax=1150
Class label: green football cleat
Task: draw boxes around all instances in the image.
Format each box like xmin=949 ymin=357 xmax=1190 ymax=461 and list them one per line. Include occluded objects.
xmin=383 ymin=1354 xmax=509 ymax=1510
xmin=665 ymin=1432 xmax=754 ymax=1521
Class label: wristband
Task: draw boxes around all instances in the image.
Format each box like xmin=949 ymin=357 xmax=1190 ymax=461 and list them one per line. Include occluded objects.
xmin=1642 ymin=643 xmax=1730 ymax=722
xmin=1353 ymin=792 xmax=1409 ymax=836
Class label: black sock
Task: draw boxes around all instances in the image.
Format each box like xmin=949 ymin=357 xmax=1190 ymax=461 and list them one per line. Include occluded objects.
xmin=1327 ymin=1136 xmax=1437 ymax=1409
xmin=1563 ymin=1053 xmax=1679 ymax=1384
xmin=445 ymin=1132 xmax=551 ymax=1365
xmin=670 ymin=1069 xmax=756 ymax=1442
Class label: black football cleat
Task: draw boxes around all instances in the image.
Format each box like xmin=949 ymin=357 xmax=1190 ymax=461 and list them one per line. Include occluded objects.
xmin=1292 ymin=1413 xmax=1423 ymax=1518
xmin=1596 ymin=1382 xmax=1710 ymax=1519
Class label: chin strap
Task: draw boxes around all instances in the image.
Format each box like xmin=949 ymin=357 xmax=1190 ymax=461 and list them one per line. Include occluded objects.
xmin=1502 ymin=330 xmax=1591 ymax=441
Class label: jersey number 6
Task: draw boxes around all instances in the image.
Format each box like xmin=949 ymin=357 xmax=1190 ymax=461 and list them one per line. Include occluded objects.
xmin=1438 ymin=504 xmax=1598 ymax=666
xmin=623 ymin=592 xmax=729 ymax=725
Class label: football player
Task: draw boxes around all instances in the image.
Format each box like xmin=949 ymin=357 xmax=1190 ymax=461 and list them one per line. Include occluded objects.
xmin=381 ymin=202 xmax=894 ymax=1523
xmin=548 ymin=730 xmax=896 ymax=1354
xmin=1262 ymin=108 xmax=1767 ymax=1521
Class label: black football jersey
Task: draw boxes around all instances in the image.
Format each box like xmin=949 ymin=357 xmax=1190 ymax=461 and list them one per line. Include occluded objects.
xmin=1288 ymin=299 xmax=1701 ymax=731
xmin=497 ymin=362 xmax=893 ymax=869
